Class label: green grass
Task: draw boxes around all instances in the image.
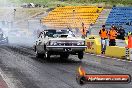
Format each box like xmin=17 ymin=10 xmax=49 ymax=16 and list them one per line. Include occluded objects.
xmin=0 ymin=8 xmax=47 ymax=21
xmin=11 ymin=0 xmax=132 ymax=7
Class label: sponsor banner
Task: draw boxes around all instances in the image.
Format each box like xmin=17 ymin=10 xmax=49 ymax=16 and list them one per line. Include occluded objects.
xmin=76 ymin=66 xmax=131 ymax=85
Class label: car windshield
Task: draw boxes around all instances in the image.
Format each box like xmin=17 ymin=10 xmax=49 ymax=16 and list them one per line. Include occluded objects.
xmin=45 ymin=29 xmax=75 ymax=38
xmin=56 ymin=30 xmax=68 ymax=34
xmin=45 ymin=30 xmax=56 ymax=37
xmin=56 ymin=30 xmax=75 ymax=37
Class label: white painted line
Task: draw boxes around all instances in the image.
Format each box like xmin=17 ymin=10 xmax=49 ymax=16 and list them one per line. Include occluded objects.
xmin=112 ymin=58 xmax=117 ymax=60
xmin=122 ymin=60 xmax=127 ymax=62
xmin=90 ymin=53 xmax=95 ymax=55
xmin=100 ymin=55 xmax=106 ymax=58
xmin=128 ymin=61 xmax=132 ymax=62
xmin=91 ymin=54 xmax=95 ymax=56
xmin=96 ymin=55 xmax=101 ymax=56
xmin=116 ymin=59 xmax=121 ymax=61
xmin=106 ymin=57 xmax=111 ymax=58
xmin=85 ymin=53 xmax=132 ymax=62
xmin=0 ymin=68 xmax=16 ymax=88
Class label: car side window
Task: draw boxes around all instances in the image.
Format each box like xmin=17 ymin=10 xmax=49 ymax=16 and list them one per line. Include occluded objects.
xmin=45 ymin=31 xmax=54 ymax=37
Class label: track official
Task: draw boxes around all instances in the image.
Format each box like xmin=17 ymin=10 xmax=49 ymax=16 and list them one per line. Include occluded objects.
xmin=109 ymin=26 xmax=117 ymax=46
xmin=99 ymin=25 xmax=108 ymax=54
xmin=81 ymin=22 xmax=87 ymax=38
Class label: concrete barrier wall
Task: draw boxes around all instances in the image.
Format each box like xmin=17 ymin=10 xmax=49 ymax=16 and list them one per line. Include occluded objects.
xmin=105 ymin=46 xmax=126 ymax=58
xmin=85 ymin=36 xmax=101 ymax=54
xmin=85 ymin=36 xmax=127 ymax=59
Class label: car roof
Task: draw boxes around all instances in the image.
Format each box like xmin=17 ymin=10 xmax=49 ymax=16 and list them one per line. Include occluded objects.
xmin=43 ymin=29 xmax=56 ymax=31
xmin=40 ymin=29 xmax=56 ymax=32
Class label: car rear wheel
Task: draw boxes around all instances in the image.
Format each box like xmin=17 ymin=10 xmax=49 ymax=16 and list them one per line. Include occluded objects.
xmin=78 ymin=52 xmax=84 ymax=60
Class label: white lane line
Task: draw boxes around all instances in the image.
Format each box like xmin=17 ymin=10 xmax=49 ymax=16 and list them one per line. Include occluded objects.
xmin=122 ymin=60 xmax=127 ymax=62
xmin=116 ymin=59 xmax=121 ymax=61
xmin=0 ymin=68 xmax=16 ymax=88
xmin=100 ymin=55 xmax=106 ymax=58
xmin=96 ymin=55 xmax=101 ymax=56
xmin=85 ymin=53 xmax=132 ymax=62
xmin=128 ymin=61 xmax=132 ymax=62
xmin=112 ymin=58 xmax=117 ymax=60
xmin=106 ymin=57 xmax=111 ymax=58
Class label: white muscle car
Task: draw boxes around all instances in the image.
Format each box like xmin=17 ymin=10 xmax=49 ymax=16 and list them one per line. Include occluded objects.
xmin=34 ymin=29 xmax=87 ymax=60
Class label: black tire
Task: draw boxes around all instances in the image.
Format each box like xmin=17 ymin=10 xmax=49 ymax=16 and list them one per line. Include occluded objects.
xmin=35 ymin=51 xmax=44 ymax=58
xmin=78 ymin=52 xmax=84 ymax=60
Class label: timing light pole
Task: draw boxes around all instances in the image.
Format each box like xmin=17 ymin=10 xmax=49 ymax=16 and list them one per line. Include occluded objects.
xmin=13 ymin=9 xmax=16 ymax=21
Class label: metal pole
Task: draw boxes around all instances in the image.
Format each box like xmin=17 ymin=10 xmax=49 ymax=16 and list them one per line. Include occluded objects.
xmin=73 ymin=9 xmax=75 ymax=29
xmin=13 ymin=9 xmax=16 ymax=21
xmin=129 ymin=48 xmax=132 ymax=60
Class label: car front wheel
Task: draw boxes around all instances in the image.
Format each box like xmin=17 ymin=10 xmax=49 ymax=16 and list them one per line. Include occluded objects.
xmin=78 ymin=52 xmax=84 ymax=60
xmin=35 ymin=51 xmax=44 ymax=58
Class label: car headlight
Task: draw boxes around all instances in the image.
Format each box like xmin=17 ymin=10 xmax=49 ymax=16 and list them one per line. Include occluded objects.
xmin=50 ymin=41 xmax=58 ymax=46
xmin=77 ymin=41 xmax=85 ymax=45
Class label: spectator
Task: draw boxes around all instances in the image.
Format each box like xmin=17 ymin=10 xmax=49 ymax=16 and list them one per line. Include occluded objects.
xmin=118 ymin=27 xmax=125 ymax=40
xmin=81 ymin=26 xmax=87 ymax=38
xmin=81 ymin=22 xmax=87 ymax=38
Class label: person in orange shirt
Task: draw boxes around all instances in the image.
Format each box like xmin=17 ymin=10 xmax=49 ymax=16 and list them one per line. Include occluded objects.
xmin=81 ymin=27 xmax=87 ymax=37
xmin=109 ymin=26 xmax=117 ymax=46
xmin=81 ymin=22 xmax=87 ymax=38
xmin=99 ymin=25 xmax=108 ymax=54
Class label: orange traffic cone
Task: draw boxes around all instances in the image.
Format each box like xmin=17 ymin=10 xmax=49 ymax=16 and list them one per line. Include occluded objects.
xmin=127 ymin=36 xmax=132 ymax=48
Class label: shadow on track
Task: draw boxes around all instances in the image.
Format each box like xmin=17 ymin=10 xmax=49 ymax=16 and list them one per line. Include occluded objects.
xmin=31 ymin=56 xmax=82 ymax=64
xmin=2 ymin=45 xmax=82 ymax=64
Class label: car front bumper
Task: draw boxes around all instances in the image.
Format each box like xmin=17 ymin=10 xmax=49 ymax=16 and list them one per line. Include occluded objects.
xmin=46 ymin=46 xmax=87 ymax=54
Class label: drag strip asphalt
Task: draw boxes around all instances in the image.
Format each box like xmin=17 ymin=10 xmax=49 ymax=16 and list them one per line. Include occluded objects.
xmin=0 ymin=45 xmax=131 ymax=88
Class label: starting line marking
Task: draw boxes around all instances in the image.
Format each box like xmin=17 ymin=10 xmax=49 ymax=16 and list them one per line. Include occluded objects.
xmin=85 ymin=53 xmax=131 ymax=63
